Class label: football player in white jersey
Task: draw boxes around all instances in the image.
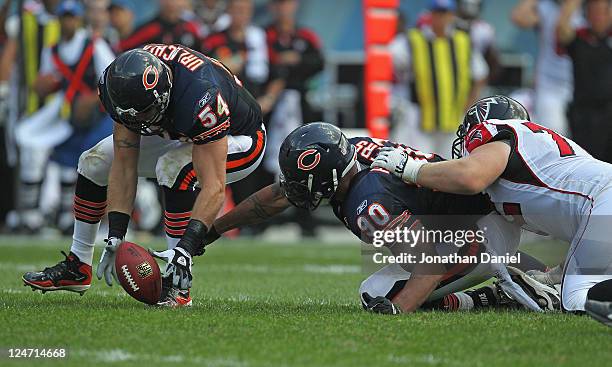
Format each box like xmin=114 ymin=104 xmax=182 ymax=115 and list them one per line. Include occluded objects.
xmin=371 ymin=95 xmax=612 ymax=327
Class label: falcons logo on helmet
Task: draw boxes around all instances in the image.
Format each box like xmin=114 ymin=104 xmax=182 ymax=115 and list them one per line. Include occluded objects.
xmin=468 ymin=129 xmax=483 ymax=145
xmin=467 ymin=97 xmax=498 ymax=122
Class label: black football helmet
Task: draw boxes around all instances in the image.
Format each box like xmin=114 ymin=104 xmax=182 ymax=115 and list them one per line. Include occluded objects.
xmin=278 ymin=122 xmax=357 ymax=210
xmin=102 ymin=49 xmax=172 ymax=135
xmin=452 ymin=95 xmax=530 ymax=158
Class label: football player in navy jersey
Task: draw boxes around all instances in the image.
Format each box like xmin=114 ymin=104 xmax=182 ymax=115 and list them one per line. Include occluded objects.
xmin=196 ymin=122 xmax=559 ymax=314
xmin=22 ymin=45 xmax=266 ymax=307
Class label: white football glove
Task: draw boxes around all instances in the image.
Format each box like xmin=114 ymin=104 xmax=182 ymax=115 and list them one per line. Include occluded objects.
xmin=371 ymin=147 xmax=427 ymax=184
xmin=96 ymin=237 xmax=122 ymax=286
xmin=150 ymin=247 xmax=193 ymax=290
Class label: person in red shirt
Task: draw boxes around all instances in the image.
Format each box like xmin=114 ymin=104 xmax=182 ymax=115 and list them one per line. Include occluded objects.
xmin=261 ymin=0 xmax=324 ymax=237
xmin=115 ymin=0 xmax=201 ymax=53
xmin=203 ymin=0 xmax=268 ymax=97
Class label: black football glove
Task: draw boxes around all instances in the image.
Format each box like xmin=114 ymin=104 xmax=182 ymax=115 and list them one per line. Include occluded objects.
xmin=365 ymin=295 xmax=403 ymax=315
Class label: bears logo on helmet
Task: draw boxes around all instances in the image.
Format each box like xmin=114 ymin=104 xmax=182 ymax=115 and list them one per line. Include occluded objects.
xmin=297 ymin=149 xmax=321 ymax=171
xmin=142 ymin=65 xmax=159 ymax=90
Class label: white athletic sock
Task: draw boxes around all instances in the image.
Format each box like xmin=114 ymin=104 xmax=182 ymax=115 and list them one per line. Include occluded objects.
xmin=70 ymin=220 xmax=100 ymax=265
xmin=454 ymin=292 xmax=475 ymax=310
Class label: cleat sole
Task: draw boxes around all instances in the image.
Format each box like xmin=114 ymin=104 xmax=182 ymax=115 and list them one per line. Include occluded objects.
xmin=22 ymin=277 xmax=90 ymax=295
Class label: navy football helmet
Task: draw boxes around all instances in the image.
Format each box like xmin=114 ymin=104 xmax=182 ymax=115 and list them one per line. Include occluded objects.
xmin=452 ymin=95 xmax=530 ymax=158
xmin=101 ymin=49 xmax=172 ymax=135
xmin=278 ymin=122 xmax=357 ymax=210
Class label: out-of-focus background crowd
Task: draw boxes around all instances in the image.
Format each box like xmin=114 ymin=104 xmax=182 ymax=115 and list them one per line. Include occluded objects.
xmin=0 ymin=0 xmax=609 ymax=240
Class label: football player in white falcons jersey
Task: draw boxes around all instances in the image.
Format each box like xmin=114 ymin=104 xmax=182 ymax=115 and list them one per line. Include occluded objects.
xmin=372 ymin=95 xmax=612 ymax=327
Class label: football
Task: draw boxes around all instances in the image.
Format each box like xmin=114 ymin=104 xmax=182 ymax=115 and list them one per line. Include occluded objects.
xmin=114 ymin=242 xmax=162 ymax=305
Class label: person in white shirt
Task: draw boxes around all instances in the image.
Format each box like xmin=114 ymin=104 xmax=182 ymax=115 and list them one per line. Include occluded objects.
xmin=511 ymin=0 xmax=583 ymax=136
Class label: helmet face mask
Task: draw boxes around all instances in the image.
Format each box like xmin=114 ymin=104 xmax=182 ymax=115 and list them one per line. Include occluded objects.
xmin=280 ymin=174 xmax=325 ymax=210
xmin=114 ymin=88 xmax=170 ymax=136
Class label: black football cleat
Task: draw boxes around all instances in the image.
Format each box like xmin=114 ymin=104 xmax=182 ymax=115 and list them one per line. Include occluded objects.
xmin=585 ymin=300 xmax=612 ymax=328
xmin=22 ymin=251 xmax=92 ymax=295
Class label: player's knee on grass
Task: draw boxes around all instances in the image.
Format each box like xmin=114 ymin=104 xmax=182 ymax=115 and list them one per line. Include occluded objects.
xmin=76 ymin=144 xmax=113 ymax=186
xmin=561 ymin=275 xmax=612 ymax=312
xmin=359 ymin=264 xmax=411 ymax=308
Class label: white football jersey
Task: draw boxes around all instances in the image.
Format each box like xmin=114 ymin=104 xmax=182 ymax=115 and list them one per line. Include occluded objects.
xmin=462 ymin=119 xmax=612 ymax=241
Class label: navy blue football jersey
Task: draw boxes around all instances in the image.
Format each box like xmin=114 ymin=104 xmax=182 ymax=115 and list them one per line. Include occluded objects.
xmin=101 ymin=43 xmax=263 ymax=144
xmin=331 ymin=137 xmax=492 ymax=242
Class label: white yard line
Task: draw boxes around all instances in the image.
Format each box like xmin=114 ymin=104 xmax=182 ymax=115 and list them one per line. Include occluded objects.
xmin=73 ymin=348 xmax=249 ymax=366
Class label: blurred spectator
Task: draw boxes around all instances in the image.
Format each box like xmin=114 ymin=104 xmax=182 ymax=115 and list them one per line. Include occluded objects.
xmin=557 ymin=0 xmax=612 ymax=161
xmin=193 ymin=0 xmax=230 ymax=36
xmin=418 ymin=0 xmax=501 ymax=82
xmin=203 ymin=0 xmax=269 ymax=217
xmin=203 ymin=0 xmax=268 ymax=97
xmin=0 ymin=0 xmax=11 ymax=41
xmin=115 ymin=0 xmax=201 ymax=52
xmin=107 ymin=0 xmax=135 ymax=50
xmin=13 ymin=0 xmax=114 ymax=233
xmin=262 ymin=0 xmax=323 ymax=147
xmin=512 ymin=0 xmax=582 ymax=136
xmin=0 ymin=0 xmax=61 ymax=231
xmin=259 ymin=0 xmax=324 ymax=236
xmin=456 ymin=0 xmax=500 ymax=82
xmin=391 ymin=0 xmax=488 ymax=157
xmin=84 ymin=0 xmax=111 ymax=38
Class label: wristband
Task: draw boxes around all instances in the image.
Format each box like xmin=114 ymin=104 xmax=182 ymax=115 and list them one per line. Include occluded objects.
xmin=177 ymin=219 xmax=209 ymax=256
xmin=400 ymin=159 xmax=427 ymax=184
xmin=108 ymin=211 xmax=130 ymax=239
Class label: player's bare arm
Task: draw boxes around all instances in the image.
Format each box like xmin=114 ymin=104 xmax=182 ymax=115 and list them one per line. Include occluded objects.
xmin=213 ymin=182 xmax=291 ymax=235
xmin=387 ymin=240 xmax=446 ymax=313
xmin=372 ymin=141 xmax=510 ymax=194
xmin=557 ymin=0 xmax=582 ymax=44
xmin=95 ymin=122 xmax=141 ymax=286
xmin=108 ymin=122 xmax=140 ymax=215
xmin=392 ymin=272 xmax=445 ymax=313
xmin=413 ymin=142 xmax=511 ymax=194
xmin=149 ymin=137 xmax=229 ymax=290
xmin=191 ymin=137 xmax=228 ymax=228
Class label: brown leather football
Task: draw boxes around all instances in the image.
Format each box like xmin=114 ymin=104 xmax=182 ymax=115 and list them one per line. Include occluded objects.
xmin=115 ymin=242 xmax=162 ymax=305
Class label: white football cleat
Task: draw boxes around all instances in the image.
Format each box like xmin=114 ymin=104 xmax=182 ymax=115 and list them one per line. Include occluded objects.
xmin=505 ymin=266 xmax=561 ymax=311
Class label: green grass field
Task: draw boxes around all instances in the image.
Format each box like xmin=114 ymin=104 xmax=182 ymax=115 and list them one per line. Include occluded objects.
xmin=0 ymin=237 xmax=610 ymax=367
